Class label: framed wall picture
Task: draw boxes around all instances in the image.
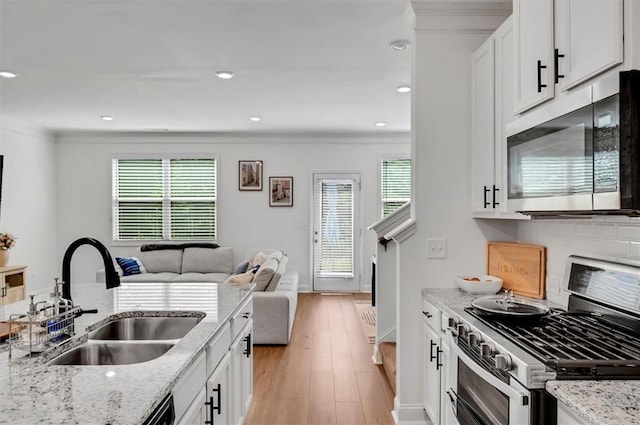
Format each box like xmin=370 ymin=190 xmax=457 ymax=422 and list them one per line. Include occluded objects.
xmin=238 ymin=160 xmax=263 ymax=191
xmin=269 ymin=176 xmax=293 ymax=207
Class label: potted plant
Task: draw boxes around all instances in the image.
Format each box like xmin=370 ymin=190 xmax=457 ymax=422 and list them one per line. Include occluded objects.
xmin=0 ymin=233 xmax=17 ymax=266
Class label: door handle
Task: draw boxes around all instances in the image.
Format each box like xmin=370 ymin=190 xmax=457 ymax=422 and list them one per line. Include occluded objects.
xmin=483 ymin=186 xmax=491 ymax=208
xmin=430 ymin=340 xmax=437 ymax=362
xmin=554 ymin=49 xmax=565 ymax=83
xmin=537 ymin=60 xmax=547 ymax=93
xmin=492 ymin=185 xmax=500 ymax=208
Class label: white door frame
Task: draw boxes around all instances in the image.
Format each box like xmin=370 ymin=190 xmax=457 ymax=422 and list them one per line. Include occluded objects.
xmin=310 ymin=171 xmax=362 ymax=292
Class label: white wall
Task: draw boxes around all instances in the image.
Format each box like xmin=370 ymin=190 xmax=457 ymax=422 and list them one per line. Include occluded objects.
xmin=395 ymin=3 xmax=516 ymax=423
xmin=0 ymin=117 xmax=59 ymax=294
xmin=518 ymin=217 xmax=640 ymax=306
xmin=55 ymin=132 xmax=409 ymax=291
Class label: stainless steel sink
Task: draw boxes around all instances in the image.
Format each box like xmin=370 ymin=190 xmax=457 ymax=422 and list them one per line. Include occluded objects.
xmin=48 ymin=342 xmax=175 ymax=366
xmin=88 ymin=316 xmax=202 ymax=341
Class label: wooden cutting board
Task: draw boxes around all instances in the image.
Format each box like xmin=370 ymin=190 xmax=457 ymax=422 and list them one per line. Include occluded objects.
xmin=487 ymin=242 xmax=547 ymax=299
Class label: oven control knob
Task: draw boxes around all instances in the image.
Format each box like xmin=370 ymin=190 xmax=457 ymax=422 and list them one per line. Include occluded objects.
xmin=448 ymin=317 xmax=459 ymax=329
xmin=494 ymin=354 xmax=513 ymax=371
xmin=467 ymin=332 xmax=480 ymax=346
xmin=456 ymin=324 xmax=468 ymax=338
xmin=479 ymin=342 xmax=495 ymax=357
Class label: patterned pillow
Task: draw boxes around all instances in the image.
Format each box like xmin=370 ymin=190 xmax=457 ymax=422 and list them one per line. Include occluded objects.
xmin=115 ymin=257 xmax=146 ymax=276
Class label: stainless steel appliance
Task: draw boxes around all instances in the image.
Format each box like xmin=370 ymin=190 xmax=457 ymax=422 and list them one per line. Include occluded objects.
xmin=506 ymin=70 xmax=640 ymax=216
xmin=445 ymin=256 xmax=640 ymax=425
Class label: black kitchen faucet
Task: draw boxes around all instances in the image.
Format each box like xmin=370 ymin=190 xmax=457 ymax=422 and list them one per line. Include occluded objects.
xmin=61 ymin=237 xmax=121 ymax=302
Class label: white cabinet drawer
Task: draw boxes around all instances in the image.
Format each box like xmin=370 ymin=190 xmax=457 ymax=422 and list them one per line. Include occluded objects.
xmin=231 ymin=296 xmax=253 ymax=341
xmin=207 ymin=322 xmax=231 ymax=376
xmin=423 ymin=299 xmax=441 ymax=331
xmin=173 ymin=352 xmax=206 ymax=421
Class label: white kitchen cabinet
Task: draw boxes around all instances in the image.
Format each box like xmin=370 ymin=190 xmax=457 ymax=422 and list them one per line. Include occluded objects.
xmin=514 ymin=0 xmax=624 ymax=114
xmin=423 ymin=322 xmax=441 ymax=425
xmin=230 ymin=322 xmax=253 ymax=425
xmin=555 ymin=0 xmax=623 ymax=92
xmin=177 ymin=388 xmax=207 ymax=425
xmin=472 ymin=17 xmax=524 ymax=219
xmin=422 ymin=299 xmax=443 ymax=424
xmin=206 ymin=352 xmax=232 ymax=425
xmin=514 ymin=0 xmax=555 ymax=113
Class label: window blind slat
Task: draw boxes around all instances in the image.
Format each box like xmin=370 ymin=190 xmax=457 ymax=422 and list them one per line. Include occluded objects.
xmin=317 ymin=181 xmax=354 ymax=277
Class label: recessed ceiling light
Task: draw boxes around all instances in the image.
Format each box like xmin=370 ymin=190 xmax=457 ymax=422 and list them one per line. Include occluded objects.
xmin=250 ymin=116 xmax=261 ymax=122
xmin=101 ymin=116 xmax=114 ymax=121
xmin=397 ymin=85 xmax=411 ymax=93
xmin=0 ymin=71 xmax=17 ymax=78
xmin=389 ymin=39 xmax=411 ymax=51
xmin=216 ymin=71 xmax=234 ymax=79
xmin=376 ymin=122 xmax=387 ymax=127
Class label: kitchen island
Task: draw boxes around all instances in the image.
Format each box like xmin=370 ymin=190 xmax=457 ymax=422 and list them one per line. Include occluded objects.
xmin=0 ymin=281 xmax=253 ymax=425
xmin=422 ymin=288 xmax=640 ymax=425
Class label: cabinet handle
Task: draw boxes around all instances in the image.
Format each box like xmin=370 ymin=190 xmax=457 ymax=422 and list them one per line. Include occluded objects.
xmin=554 ymin=49 xmax=565 ymax=83
xmin=483 ymin=186 xmax=491 ymax=208
xmin=212 ymin=383 xmax=222 ymax=415
xmin=436 ymin=347 xmax=443 ymax=370
xmin=537 ymin=60 xmax=547 ymax=93
xmin=204 ymin=396 xmax=215 ymax=424
xmin=430 ymin=340 xmax=437 ymax=362
xmin=422 ymin=311 xmax=432 ymax=319
xmin=492 ymin=185 xmax=500 ymax=208
xmin=242 ymin=312 xmax=250 ymax=319
xmin=244 ymin=333 xmax=252 ymax=358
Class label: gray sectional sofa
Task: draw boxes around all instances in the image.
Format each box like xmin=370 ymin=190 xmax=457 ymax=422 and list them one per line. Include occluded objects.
xmin=97 ymin=245 xmax=298 ymax=344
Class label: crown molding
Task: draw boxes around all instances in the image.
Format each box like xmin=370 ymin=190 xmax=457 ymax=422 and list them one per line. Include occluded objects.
xmin=411 ymin=1 xmax=512 ymax=17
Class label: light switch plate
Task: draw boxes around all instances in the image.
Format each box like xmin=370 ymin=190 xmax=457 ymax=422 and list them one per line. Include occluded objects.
xmin=427 ymin=238 xmax=447 ymax=259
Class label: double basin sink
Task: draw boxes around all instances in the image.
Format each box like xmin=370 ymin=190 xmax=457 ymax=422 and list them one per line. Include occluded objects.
xmin=48 ymin=316 xmax=202 ymax=366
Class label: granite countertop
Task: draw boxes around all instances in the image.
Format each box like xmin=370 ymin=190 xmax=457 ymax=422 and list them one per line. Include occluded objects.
xmin=0 ymin=281 xmax=253 ymax=425
xmin=423 ymin=288 xmax=640 ymax=425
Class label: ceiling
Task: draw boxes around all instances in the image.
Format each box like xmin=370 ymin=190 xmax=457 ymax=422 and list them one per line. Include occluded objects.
xmin=0 ymin=0 xmax=413 ymax=134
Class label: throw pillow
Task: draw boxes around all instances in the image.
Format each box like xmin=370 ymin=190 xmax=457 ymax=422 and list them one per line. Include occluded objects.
xmin=115 ymin=257 xmax=146 ymax=276
xmin=223 ymin=272 xmax=254 ymax=285
xmin=234 ymin=261 xmax=250 ymax=275
xmin=252 ymin=257 xmax=279 ymax=291
xmin=251 ymin=251 xmax=268 ymax=267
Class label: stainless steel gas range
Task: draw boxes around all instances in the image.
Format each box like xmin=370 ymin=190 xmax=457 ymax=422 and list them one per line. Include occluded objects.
xmin=444 ymin=256 xmax=640 ymax=425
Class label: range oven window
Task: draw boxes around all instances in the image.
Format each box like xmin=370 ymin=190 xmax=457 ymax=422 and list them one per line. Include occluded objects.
xmin=457 ymin=359 xmax=509 ymax=425
xmin=507 ymin=104 xmax=593 ymax=200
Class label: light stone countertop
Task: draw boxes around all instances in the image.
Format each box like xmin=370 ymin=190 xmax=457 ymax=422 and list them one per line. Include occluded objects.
xmin=0 ymin=281 xmax=253 ymax=425
xmin=422 ymin=288 xmax=640 ymax=425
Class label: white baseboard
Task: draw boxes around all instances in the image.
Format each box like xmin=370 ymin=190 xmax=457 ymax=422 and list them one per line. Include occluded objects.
xmin=393 ymin=397 xmax=429 ymax=425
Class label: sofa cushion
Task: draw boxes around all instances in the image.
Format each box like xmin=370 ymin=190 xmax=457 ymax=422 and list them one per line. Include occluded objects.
xmin=171 ymin=272 xmax=230 ymax=283
xmin=121 ymin=272 xmax=179 ymax=283
xmin=252 ymin=257 xmax=279 ymax=291
xmin=182 ymin=247 xmax=234 ymax=274
xmin=115 ymin=257 xmax=146 ymax=276
xmin=138 ymin=249 xmax=183 ymax=273
xmin=265 ymin=255 xmax=288 ymax=291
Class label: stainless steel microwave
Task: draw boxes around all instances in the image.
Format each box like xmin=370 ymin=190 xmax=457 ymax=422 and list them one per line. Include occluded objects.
xmin=506 ymin=70 xmax=640 ymax=216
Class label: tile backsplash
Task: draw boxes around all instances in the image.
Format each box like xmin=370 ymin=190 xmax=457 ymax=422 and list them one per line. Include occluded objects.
xmin=517 ymin=216 xmax=640 ymax=305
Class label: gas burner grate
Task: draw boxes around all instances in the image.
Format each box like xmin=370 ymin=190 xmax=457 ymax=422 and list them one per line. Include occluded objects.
xmin=464 ymin=307 xmax=640 ymax=379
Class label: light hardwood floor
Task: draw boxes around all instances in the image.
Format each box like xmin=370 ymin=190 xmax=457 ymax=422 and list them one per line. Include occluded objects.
xmin=245 ymin=293 xmax=395 ymax=425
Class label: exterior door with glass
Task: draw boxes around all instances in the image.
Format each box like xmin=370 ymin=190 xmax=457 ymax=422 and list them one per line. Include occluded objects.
xmin=312 ymin=173 xmax=361 ymax=292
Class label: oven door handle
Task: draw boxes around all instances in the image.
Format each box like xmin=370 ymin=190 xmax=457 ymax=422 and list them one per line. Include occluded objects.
xmin=449 ymin=332 xmax=529 ymax=405
xmin=446 ymin=389 xmax=486 ymax=425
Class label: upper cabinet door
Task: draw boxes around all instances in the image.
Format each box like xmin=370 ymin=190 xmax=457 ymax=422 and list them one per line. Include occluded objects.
xmin=471 ymin=37 xmax=495 ymax=214
xmin=514 ymin=0 xmax=555 ymax=114
xmin=555 ymin=0 xmax=624 ymax=92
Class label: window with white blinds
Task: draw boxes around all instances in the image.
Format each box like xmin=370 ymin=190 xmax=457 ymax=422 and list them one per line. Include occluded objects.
xmin=316 ymin=180 xmax=354 ymax=278
xmin=113 ymin=158 xmax=217 ymax=241
xmin=381 ymin=158 xmax=411 ymax=217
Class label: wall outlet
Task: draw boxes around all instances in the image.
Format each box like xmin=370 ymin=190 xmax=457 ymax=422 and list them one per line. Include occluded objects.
xmin=427 ymin=238 xmax=447 ymax=259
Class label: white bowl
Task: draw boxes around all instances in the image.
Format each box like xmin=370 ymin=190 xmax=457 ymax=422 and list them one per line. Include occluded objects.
xmin=455 ymin=275 xmax=503 ymax=294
